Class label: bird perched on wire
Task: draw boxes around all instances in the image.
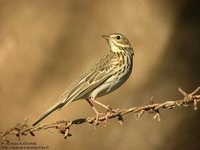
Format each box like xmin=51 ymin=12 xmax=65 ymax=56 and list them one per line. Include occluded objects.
xmin=33 ymin=33 xmax=134 ymax=126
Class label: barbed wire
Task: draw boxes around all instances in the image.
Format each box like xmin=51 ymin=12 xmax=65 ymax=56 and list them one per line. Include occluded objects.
xmin=1 ymin=87 xmax=200 ymax=141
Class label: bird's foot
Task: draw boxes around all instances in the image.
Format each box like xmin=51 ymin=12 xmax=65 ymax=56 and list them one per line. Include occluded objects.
xmin=102 ymin=105 xmax=116 ymax=126
xmin=93 ymin=106 xmax=116 ymax=128
xmin=103 ymin=112 xmax=110 ymax=127
xmin=94 ymin=112 xmax=104 ymax=128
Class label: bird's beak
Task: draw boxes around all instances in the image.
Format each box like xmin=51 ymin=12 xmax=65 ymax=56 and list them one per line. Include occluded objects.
xmin=102 ymin=35 xmax=110 ymax=40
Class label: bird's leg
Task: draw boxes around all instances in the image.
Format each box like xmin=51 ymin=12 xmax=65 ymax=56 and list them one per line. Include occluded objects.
xmin=90 ymin=99 xmax=116 ymax=126
xmin=86 ymin=99 xmax=102 ymax=126
xmin=91 ymin=99 xmax=115 ymax=113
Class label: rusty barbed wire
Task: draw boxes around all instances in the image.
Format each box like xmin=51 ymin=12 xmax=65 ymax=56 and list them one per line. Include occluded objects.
xmin=1 ymin=87 xmax=200 ymax=141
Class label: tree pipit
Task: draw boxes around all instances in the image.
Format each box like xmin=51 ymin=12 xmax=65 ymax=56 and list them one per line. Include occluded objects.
xmin=33 ymin=33 xmax=134 ymax=126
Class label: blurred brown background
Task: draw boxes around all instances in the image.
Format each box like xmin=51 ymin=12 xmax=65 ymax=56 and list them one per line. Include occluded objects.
xmin=0 ymin=0 xmax=200 ymax=149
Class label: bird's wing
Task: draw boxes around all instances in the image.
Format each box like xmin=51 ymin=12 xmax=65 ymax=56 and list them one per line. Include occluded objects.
xmin=60 ymin=53 xmax=118 ymax=103
xmin=65 ymin=71 xmax=112 ymax=101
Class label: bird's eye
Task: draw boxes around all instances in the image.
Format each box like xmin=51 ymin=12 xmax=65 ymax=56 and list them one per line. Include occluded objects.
xmin=116 ymin=35 xmax=121 ymax=40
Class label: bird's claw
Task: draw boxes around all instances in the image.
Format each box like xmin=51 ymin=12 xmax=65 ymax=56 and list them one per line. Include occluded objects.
xmin=93 ymin=106 xmax=116 ymax=128
xmin=94 ymin=113 xmax=104 ymax=128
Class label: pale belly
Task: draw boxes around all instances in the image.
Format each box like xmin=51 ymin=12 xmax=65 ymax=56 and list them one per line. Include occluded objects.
xmin=89 ymin=68 xmax=132 ymax=99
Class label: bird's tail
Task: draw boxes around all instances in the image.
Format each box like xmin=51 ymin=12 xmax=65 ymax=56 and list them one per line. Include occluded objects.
xmin=32 ymin=101 xmax=65 ymax=126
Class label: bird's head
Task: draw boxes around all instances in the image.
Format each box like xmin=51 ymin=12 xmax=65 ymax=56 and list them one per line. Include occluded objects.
xmin=102 ymin=33 xmax=133 ymax=53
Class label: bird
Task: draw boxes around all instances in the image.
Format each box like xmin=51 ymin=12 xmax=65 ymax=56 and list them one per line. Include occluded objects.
xmin=33 ymin=33 xmax=134 ymax=126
